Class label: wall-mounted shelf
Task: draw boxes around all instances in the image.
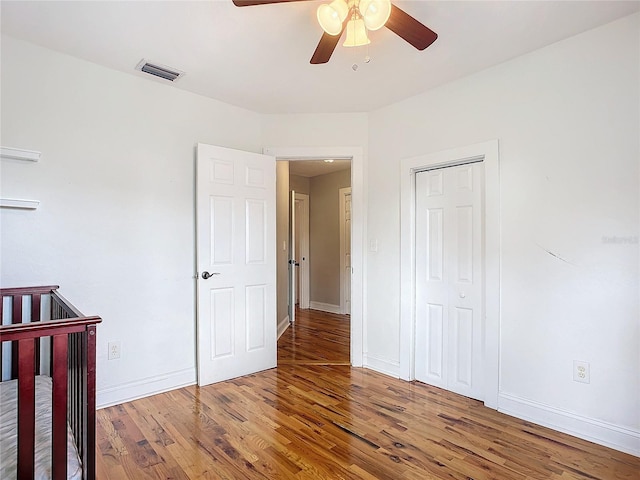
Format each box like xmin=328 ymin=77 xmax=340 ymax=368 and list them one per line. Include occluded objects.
xmin=0 ymin=198 xmax=40 ymax=210
xmin=1 ymin=146 xmax=42 ymax=209
xmin=1 ymin=146 xmax=41 ymax=162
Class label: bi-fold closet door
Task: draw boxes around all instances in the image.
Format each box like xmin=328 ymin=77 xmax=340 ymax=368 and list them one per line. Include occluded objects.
xmin=414 ymin=162 xmax=484 ymax=401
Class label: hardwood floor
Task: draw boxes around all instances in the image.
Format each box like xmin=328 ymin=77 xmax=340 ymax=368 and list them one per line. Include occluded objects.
xmin=97 ymin=310 xmax=639 ymax=479
xmin=277 ymin=307 xmax=350 ymax=366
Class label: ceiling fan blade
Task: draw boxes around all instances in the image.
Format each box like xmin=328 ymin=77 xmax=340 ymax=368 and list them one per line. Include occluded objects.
xmin=310 ymin=14 xmax=350 ymax=64
xmin=310 ymin=33 xmax=341 ymax=64
xmin=232 ymin=0 xmax=313 ymax=6
xmin=385 ymin=4 xmax=438 ymax=51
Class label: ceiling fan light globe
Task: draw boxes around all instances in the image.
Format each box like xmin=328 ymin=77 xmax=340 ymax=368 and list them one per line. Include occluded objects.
xmin=317 ymin=0 xmax=349 ymax=36
xmin=359 ymin=0 xmax=391 ymax=31
xmin=343 ymin=18 xmax=370 ymax=47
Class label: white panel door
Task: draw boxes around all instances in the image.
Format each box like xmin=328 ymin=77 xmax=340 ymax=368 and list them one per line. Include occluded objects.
xmin=196 ymin=143 xmax=276 ymax=386
xmin=294 ymin=193 xmax=310 ymax=310
xmin=415 ymin=162 xmax=483 ymax=400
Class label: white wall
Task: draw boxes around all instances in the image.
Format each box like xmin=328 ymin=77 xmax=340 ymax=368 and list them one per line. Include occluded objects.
xmin=0 ymin=35 xmax=263 ymax=407
xmin=367 ymin=14 xmax=639 ymax=453
xmin=261 ymin=113 xmax=368 ymax=149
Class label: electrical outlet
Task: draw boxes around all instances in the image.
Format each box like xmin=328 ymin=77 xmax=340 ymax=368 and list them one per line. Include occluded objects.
xmin=573 ymin=360 xmax=590 ymax=384
xmin=108 ymin=341 xmax=121 ymax=360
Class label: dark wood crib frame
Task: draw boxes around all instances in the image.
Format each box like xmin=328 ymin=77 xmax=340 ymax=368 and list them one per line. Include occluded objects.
xmin=0 ymin=286 xmax=102 ymax=480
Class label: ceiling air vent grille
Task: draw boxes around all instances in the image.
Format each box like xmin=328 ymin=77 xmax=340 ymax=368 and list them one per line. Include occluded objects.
xmin=135 ymin=60 xmax=184 ymax=82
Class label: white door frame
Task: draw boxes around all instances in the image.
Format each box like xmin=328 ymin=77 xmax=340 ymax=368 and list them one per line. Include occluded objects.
xmin=400 ymin=140 xmax=500 ymax=408
xmin=265 ymin=146 xmax=365 ymax=368
xmin=289 ymin=190 xmax=297 ymax=323
xmin=295 ymin=192 xmax=310 ymax=309
xmin=339 ymin=187 xmax=352 ymax=315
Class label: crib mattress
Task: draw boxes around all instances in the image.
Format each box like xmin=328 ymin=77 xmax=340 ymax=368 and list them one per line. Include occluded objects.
xmin=0 ymin=375 xmax=83 ymax=480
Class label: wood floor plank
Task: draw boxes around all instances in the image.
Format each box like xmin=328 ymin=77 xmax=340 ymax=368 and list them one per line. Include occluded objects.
xmin=96 ymin=308 xmax=639 ymax=479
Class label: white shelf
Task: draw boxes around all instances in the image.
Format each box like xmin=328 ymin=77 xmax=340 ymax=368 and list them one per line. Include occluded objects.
xmin=0 ymin=198 xmax=40 ymax=209
xmin=1 ymin=146 xmax=41 ymax=162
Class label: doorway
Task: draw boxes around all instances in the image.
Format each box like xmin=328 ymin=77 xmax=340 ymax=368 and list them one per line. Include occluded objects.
xmin=289 ymin=160 xmax=351 ymax=317
xmin=266 ymin=146 xmax=364 ymax=367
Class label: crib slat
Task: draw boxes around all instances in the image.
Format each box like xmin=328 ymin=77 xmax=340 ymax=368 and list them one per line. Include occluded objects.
xmin=17 ymin=337 xmax=36 ymax=479
xmin=12 ymin=294 xmax=22 ymax=322
xmin=11 ymin=295 xmax=23 ymax=379
xmin=52 ymin=333 xmax=68 ymax=480
xmin=31 ymin=294 xmax=41 ymax=322
xmin=32 ymin=294 xmax=42 ymax=375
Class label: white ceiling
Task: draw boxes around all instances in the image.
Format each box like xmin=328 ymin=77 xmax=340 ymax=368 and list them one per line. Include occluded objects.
xmin=1 ymin=1 xmax=638 ymax=114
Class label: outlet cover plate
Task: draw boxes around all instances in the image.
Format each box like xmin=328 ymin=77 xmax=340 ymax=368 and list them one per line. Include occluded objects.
xmin=108 ymin=341 xmax=121 ymax=360
xmin=573 ymin=360 xmax=590 ymax=384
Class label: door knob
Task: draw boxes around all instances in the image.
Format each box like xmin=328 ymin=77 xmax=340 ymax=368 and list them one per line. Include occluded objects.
xmin=459 ymin=292 xmax=466 ymax=298
xmin=202 ymin=271 xmax=220 ymax=280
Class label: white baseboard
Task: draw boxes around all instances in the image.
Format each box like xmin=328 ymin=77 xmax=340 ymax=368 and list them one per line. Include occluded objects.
xmin=498 ymin=392 xmax=640 ymax=457
xmin=364 ymin=354 xmax=401 ymax=378
xmin=278 ymin=315 xmax=290 ymax=339
xmin=309 ymin=301 xmax=342 ymax=315
xmin=97 ymin=367 xmax=196 ymax=409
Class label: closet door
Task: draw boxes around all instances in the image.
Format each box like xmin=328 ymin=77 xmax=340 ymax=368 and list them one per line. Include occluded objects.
xmin=415 ymin=162 xmax=484 ymax=401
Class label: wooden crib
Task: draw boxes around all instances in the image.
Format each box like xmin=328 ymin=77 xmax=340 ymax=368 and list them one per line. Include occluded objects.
xmin=0 ymin=286 xmax=102 ymax=480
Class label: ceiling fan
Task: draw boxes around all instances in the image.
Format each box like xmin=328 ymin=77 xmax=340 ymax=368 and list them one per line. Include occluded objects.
xmin=232 ymin=0 xmax=438 ymax=64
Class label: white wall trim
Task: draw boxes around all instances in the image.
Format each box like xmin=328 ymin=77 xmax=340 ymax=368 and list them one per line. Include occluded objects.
xmin=97 ymin=367 xmax=196 ymax=409
xmin=364 ymin=354 xmax=400 ymax=378
xmin=309 ymin=301 xmax=342 ymax=315
xmin=278 ymin=315 xmax=290 ymax=339
xmin=499 ymin=392 xmax=640 ymax=457
xmin=1 ymin=146 xmax=40 ymax=162
xmin=400 ymin=140 xmax=501 ymax=409
xmin=264 ymin=146 xmax=366 ymax=368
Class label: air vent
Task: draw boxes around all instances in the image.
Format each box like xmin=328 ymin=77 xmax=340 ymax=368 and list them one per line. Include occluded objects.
xmin=135 ymin=59 xmax=185 ymax=82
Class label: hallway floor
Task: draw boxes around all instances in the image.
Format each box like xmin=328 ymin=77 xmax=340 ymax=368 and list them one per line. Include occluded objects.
xmin=277 ymin=307 xmax=350 ymax=366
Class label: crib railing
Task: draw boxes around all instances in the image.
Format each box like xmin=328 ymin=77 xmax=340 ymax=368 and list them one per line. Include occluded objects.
xmin=0 ymin=286 xmax=101 ymax=480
